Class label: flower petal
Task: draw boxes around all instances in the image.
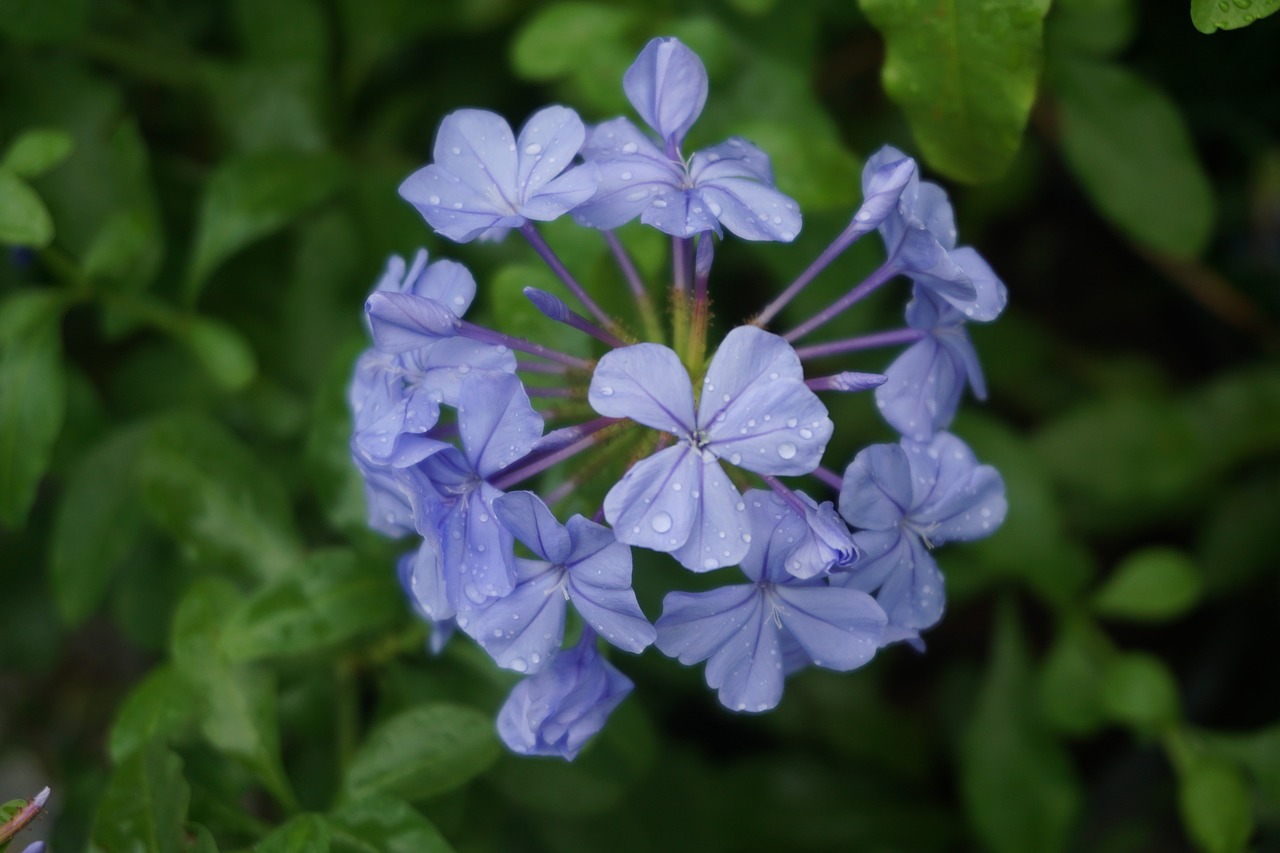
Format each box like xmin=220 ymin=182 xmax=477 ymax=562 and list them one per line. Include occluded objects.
xmin=419 ymin=337 xmax=517 ymax=407
xmin=704 ymin=597 xmax=784 ymax=713
xmin=668 ymin=458 xmax=751 ymax=571
xmin=705 ymin=378 xmax=832 ymax=476
xmin=432 ymin=108 xmax=519 ymax=206
xmin=464 ymin=560 xmax=566 ymax=674
xmin=874 ymin=334 xmax=966 ymax=442
xmin=408 ymin=257 xmax=477 ymax=317
xmin=493 ymin=490 xmax=571 ymax=564
xmin=588 ymin=342 xmax=695 ymax=434
xmin=565 ymin=518 xmax=655 ymax=654
xmin=456 ymin=373 xmax=544 ymax=478
xmin=521 ymin=162 xmax=600 ymax=221
xmin=516 ymin=105 xmax=587 ymax=197
xmin=364 ymin=291 xmax=460 ymax=353
xmin=602 ymin=444 xmax=699 ymax=553
xmin=838 ymin=442 xmax=913 ymax=530
xmin=655 ymin=584 xmax=759 ymax=665
xmin=623 ymin=37 xmax=708 ymax=145
xmin=773 ymin=585 xmax=885 ymax=671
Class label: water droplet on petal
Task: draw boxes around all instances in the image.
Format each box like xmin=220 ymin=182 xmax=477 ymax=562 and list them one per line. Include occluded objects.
xmin=778 ymin=443 xmax=797 ymax=460
xmin=622 ymin=142 xmax=639 ymax=154
xmin=599 ymin=386 xmax=614 ymax=396
xmin=511 ymin=658 xmax=528 ymax=672
xmin=524 ymin=142 xmax=543 ymax=155
xmin=428 ymin=194 xmax=441 ymax=205
xmin=650 ymin=512 xmax=673 ymax=533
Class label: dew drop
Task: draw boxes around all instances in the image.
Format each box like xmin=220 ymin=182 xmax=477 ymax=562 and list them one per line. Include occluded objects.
xmin=428 ymin=194 xmax=441 ymax=205
xmin=703 ymin=557 xmax=718 ymax=570
xmin=450 ymin=146 xmax=461 ymax=155
xmin=622 ymin=142 xmax=639 ymax=154
xmin=621 ymin=171 xmax=633 ymax=180
xmin=599 ymin=386 xmax=614 ymax=397
xmin=524 ymin=142 xmax=543 ymax=155
xmin=511 ymin=658 xmax=528 ymax=672
xmin=778 ymin=443 xmax=797 ymax=460
xmin=650 ymin=512 xmax=673 ymax=533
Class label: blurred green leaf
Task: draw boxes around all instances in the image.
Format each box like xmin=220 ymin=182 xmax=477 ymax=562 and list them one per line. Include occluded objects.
xmin=172 ymin=578 xmax=297 ymax=810
xmin=136 ymin=414 xmax=302 ymax=581
xmin=91 ymin=742 xmax=190 ymax=853
xmin=1167 ymin=730 xmax=1255 ymax=853
xmin=1093 ymin=547 xmax=1203 ymax=622
xmin=343 ymin=704 xmax=500 ymax=802
xmin=1205 ymin=724 xmax=1280 ymax=812
xmin=176 ymin=316 xmax=259 ymax=392
xmin=327 ymin=796 xmax=455 ymax=853
xmin=0 ymin=0 xmax=86 ymax=41
xmin=1052 ymin=57 xmax=1214 ymax=256
xmin=254 ymin=814 xmax=330 ymax=852
xmin=2 ymin=127 xmax=74 ymax=178
xmin=1191 ymin=0 xmax=1279 ymax=33
xmin=860 ymin=0 xmax=1050 ymax=183
xmin=1033 ymin=396 xmax=1207 ymax=531
xmin=233 ymin=0 xmax=327 ymax=64
xmin=203 ymin=63 xmax=329 ymax=155
xmin=1100 ymin=652 xmax=1181 ymax=733
xmin=0 ymin=168 xmax=53 ymax=247
xmin=108 ymin=666 xmax=199 ymax=763
xmin=50 ymin=425 xmax=147 ymax=625
xmin=510 ymin=3 xmax=639 ymax=113
xmin=1197 ymin=472 xmax=1280 ymax=595
xmin=188 ymin=824 xmax=220 ymax=853
xmin=187 ymin=152 xmax=346 ymax=299
xmin=960 ymin=603 xmax=1080 ymax=853
xmin=0 ymin=290 xmax=67 ymax=527
xmin=221 ymin=548 xmax=406 ymax=661
xmin=1038 ymin=616 xmax=1115 ymax=736
xmin=84 ymin=210 xmax=160 ymax=293
xmin=1046 ymin=0 xmax=1137 ymax=56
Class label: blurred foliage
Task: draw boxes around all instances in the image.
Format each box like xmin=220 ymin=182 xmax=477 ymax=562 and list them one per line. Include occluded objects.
xmin=0 ymin=1 xmax=1277 ymax=852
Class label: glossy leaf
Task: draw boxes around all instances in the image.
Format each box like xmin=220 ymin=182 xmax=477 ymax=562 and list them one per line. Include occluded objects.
xmin=220 ymin=548 xmax=406 ymax=661
xmin=1052 ymin=57 xmax=1215 ymax=256
xmin=0 ymin=290 xmax=66 ymax=527
xmin=171 ymin=578 xmax=297 ymax=810
xmin=91 ymin=742 xmax=189 ymax=853
xmin=860 ymin=0 xmax=1051 ymax=183
xmin=108 ymin=666 xmax=198 ymax=763
xmin=1168 ymin=730 xmax=1255 ymax=853
xmin=2 ymin=127 xmax=74 ymax=178
xmin=254 ymin=814 xmax=330 ymax=853
xmin=0 ymin=168 xmax=53 ymax=247
xmin=1191 ymin=0 xmax=1279 ymax=32
xmin=960 ymin=603 xmax=1080 ymax=853
xmin=49 ymin=425 xmax=147 ymax=625
xmin=187 ymin=151 xmax=345 ymax=298
xmin=343 ymin=704 xmax=500 ymax=802
xmin=1100 ymin=652 xmax=1181 ymax=733
xmin=136 ymin=414 xmax=302 ymax=581
xmin=327 ymin=796 xmax=455 ymax=853
xmin=1093 ymin=547 xmax=1203 ymax=622
xmin=177 ymin=316 xmax=259 ymax=392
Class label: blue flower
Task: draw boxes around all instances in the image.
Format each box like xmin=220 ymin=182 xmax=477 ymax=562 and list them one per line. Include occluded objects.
xmin=400 ymin=372 xmax=545 ymax=616
xmin=399 ymin=106 xmax=599 ymax=243
xmin=866 ymin=145 xmax=1007 ymax=322
xmin=874 ymin=285 xmax=990 ymax=442
xmin=655 ymin=490 xmax=886 ymax=712
xmin=460 ymin=491 xmax=655 ymax=674
xmin=572 ymin=38 xmax=801 ymax=241
xmin=497 ymin=629 xmax=633 ymax=760
xmin=588 ymin=325 xmax=832 ymax=571
xmin=836 ymin=432 xmax=1007 ymax=632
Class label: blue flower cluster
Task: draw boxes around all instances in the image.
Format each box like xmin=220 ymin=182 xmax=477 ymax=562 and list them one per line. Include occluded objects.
xmin=350 ymin=38 xmax=1008 ymax=759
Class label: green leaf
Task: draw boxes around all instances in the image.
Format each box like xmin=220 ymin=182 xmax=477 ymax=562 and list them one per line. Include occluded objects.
xmin=960 ymin=602 xmax=1080 ymax=853
xmin=187 ymin=151 xmax=346 ymax=299
xmin=1100 ymin=652 xmax=1181 ymax=733
xmin=1046 ymin=0 xmax=1137 ymax=56
xmin=859 ymin=0 xmax=1051 ymax=183
xmin=1191 ymin=0 xmax=1279 ymax=32
xmin=1205 ymin=724 xmax=1280 ymax=812
xmin=92 ymin=742 xmax=190 ymax=853
xmin=1037 ymin=617 xmax=1115 ymax=736
xmin=1167 ymin=730 xmax=1255 ymax=853
xmin=0 ymin=0 xmax=87 ymax=41
xmin=0 ymin=290 xmax=67 ymax=527
xmin=1051 ymin=57 xmax=1215 ymax=256
xmin=2 ymin=128 xmax=74 ymax=178
xmin=510 ymin=3 xmax=639 ymax=113
xmin=0 ymin=168 xmax=53 ymax=247
xmin=327 ymin=796 xmax=455 ymax=853
xmin=176 ymin=316 xmax=259 ymax=392
xmin=343 ymin=704 xmax=500 ymax=803
xmin=1093 ymin=547 xmax=1203 ymax=622
xmin=172 ymin=579 xmax=297 ymax=810
xmin=254 ymin=814 xmax=330 ymax=852
xmin=49 ymin=426 xmax=148 ymax=625
xmin=136 ymin=414 xmax=302 ymax=581
xmin=108 ymin=666 xmax=199 ymax=763
xmin=221 ymin=548 xmax=406 ymax=661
